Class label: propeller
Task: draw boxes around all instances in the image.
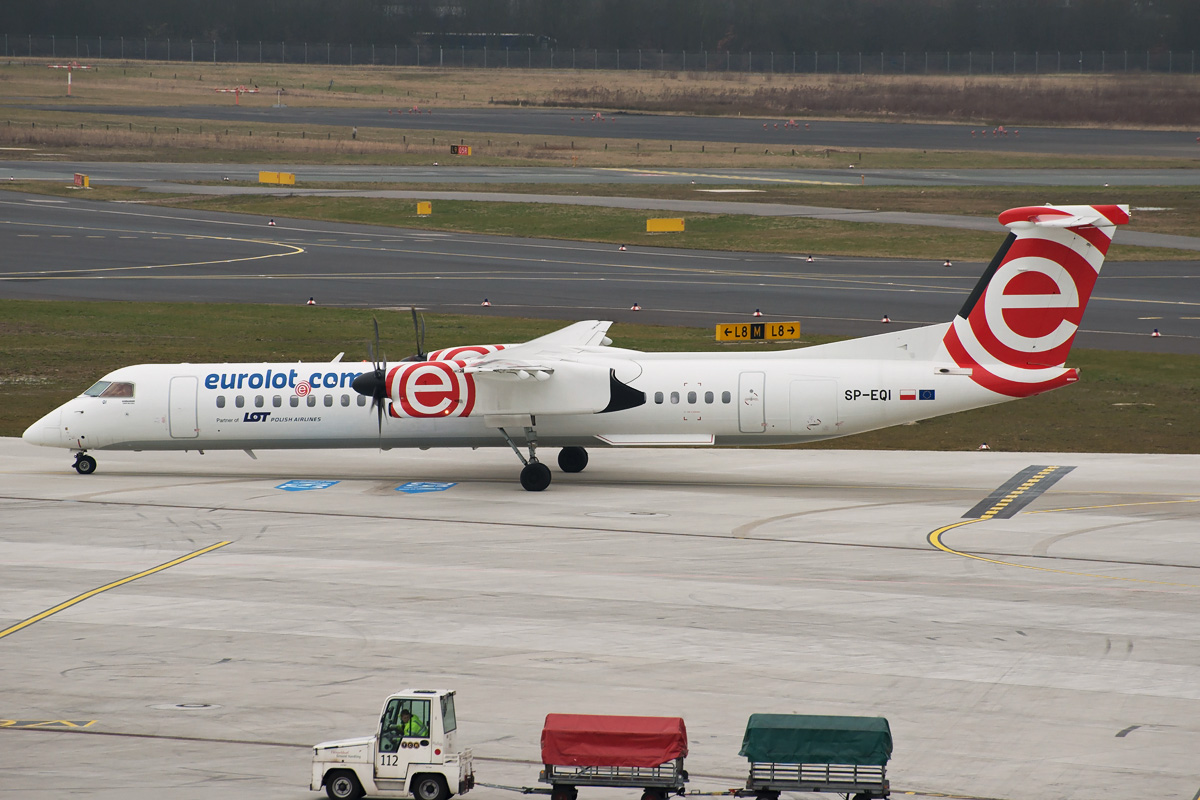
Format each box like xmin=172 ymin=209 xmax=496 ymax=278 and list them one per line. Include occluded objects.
xmin=410 ymin=306 xmax=427 ymax=362
xmin=351 ymin=317 xmax=389 ymax=439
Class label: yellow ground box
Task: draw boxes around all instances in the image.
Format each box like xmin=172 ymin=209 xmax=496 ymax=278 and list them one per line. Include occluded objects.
xmin=646 ymin=218 xmax=685 ymax=232
xmin=72 ymin=173 xmax=89 ymax=188
xmin=417 ymin=201 xmax=432 ymax=216
xmin=716 ymin=321 xmax=802 ymax=342
xmin=258 ymin=171 xmax=296 ymax=185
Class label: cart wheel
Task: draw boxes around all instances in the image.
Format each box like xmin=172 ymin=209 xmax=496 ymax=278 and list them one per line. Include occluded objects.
xmin=325 ymin=770 xmax=364 ymax=800
xmin=754 ymin=792 xmax=780 ymax=800
xmin=640 ymin=791 xmax=666 ymax=800
xmin=550 ymin=786 xmax=577 ymax=800
xmin=413 ymin=774 xmax=451 ymax=800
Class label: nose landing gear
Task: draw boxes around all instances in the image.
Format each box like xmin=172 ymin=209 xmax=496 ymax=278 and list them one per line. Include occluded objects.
xmin=73 ymin=452 xmax=97 ymax=475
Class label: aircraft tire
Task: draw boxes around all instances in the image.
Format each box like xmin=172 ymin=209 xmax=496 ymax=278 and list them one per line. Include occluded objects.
xmin=74 ymin=454 xmax=97 ymax=475
xmin=557 ymin=446 xmax=589 ymax=473
xmin=520 ymin=461 xmax=552 ymax=492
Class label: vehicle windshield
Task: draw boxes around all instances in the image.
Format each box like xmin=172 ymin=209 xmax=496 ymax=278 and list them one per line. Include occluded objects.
xmin=83 ymin=381 xmax=135 ymax=398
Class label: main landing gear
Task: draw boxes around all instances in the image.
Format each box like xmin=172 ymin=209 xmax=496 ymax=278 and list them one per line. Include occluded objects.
xmin=497 ymin=421 xmax=589 ymax=491
xmin=73 ymin=452 xmax=97 ymax=475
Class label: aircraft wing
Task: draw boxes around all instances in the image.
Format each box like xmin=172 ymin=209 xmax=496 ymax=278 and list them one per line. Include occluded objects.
xmin=457 ymin=320 xmax=614 ymax=379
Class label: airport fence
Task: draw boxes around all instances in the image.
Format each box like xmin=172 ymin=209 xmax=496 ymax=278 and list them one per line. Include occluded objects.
xmin=4 ymin=35 xmax=1198 ymax=76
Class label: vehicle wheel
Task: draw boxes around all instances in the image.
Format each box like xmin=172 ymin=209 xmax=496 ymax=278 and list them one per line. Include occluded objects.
xmin=413 ymin=774 xmax=450 ymax=800
xmin=520 ymin=460 xmax=552 ymax=491
xmin=74 ymin=454 xmax=97 ymax=475
xmin=326 ymin=770 xmax=364 ymax=800
xmin=640 ymin=791 xmax=666 ymax=800
xmin=557 ymin=446 xmax=589 ymax=473
xmin=550 ymin=786 xmax=578 ymax=800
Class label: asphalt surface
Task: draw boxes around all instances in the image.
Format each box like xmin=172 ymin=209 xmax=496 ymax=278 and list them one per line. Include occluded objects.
xmin=3 ymin=442 xmax=1199 ymax=800
xmin=31 ymin=105 xmax=1200 ymax=158
xmin=2 ymin=190 xmax=1195 ymax=353
xmin=8 ymin=160 xmax=1200 ymax=187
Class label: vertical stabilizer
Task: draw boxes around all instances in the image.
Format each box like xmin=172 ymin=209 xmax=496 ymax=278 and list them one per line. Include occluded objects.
xmin=941 ymin=204 xmax=1130 ymax=397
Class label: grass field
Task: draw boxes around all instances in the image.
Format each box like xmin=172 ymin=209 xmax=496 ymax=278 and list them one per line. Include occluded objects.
xmin=3 ymin=58 xmax=1200 ymax=170
xmin=3 ymin=300 xmax=1197 ymax=454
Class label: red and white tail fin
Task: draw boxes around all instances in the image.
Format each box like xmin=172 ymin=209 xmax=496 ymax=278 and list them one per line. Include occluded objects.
xmin=941 ymin=204 xmax=1130 ymax=397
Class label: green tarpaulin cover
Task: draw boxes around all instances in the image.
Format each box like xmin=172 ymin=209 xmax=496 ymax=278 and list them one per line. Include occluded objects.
xmin=739 ymin=714 xmax=892 ymax=766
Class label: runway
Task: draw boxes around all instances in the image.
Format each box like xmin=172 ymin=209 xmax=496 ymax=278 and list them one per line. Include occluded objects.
xmin=2 ymin=191 xmax=1197 ymax=353
xmin=30 ymin=105 xmax=1200 ymax=158
xmin=2 ymin=439 xmax=1198 ymax=800
xmin=9 ymin=161 xmax=1200 ymax=188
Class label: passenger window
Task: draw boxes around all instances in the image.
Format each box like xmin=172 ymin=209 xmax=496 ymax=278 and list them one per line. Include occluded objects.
xmin=670 ymin=391 xmax=680 ymax=404
xmin=273 ymin=395 xmax=282 ymax=408
xmin=307 ymin=395 xmax=317 ymax=407
xmin=341 ymin=394 xmax=350 ymax=407
xmin=722 ymin=391 xmax=732 ymax=403
xmin=379 ymin=698 xmax=431 ymax=754
xmin=705 ymin=391 xmax=714 ymax=404
xmin=687 ymin=391 xmax=697 ymax=404
xmin=654 ymin=391 xmax=664 ymax=404
xmin=357 ymin=395 xmax=367 ymax=407
xmin=235 ymin=395 xmax=245 ymax=408
xmin=324 ymin=395 xmax=333 ymax=407
xmin=290 ymin=396 xmax=299 ymax=408
xmin=216 ymin=396 xmax=225 ymax=409
xmin=254 ymin=395 xmax=264 ymax=408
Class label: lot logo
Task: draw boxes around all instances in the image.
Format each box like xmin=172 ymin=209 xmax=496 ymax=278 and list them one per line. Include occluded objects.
xmin=243 ymin=411 xmax=272 ymax=422
xmin=387 ymin=361 xmax=476 ymax=418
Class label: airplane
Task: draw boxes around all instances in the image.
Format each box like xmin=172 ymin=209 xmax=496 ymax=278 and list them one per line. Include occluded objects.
xmin=22 ymin=203 xmax=1129 ymax=491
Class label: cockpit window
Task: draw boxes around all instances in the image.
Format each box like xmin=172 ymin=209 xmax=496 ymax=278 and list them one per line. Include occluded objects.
xmin=83 ymin=381 xmax=111 ymax=397
xmin=99 ymin=382 xmax=135 ymax=398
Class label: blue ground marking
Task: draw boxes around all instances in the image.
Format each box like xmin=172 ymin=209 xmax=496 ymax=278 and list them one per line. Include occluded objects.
xmin=275 ymin=479 xmax=340 ymax=492
xmin=396 ymin=481 xmax=457 ymax=494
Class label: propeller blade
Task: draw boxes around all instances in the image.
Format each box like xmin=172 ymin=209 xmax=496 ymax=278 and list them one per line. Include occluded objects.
xmin=410 ymin=306 xmax=426 ymax=361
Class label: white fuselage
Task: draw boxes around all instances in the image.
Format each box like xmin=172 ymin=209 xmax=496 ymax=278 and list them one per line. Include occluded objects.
xmin=23 ymin=329 xmax=1006 ymax=455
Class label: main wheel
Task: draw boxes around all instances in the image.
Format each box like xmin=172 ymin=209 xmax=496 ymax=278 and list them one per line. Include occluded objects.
xmin=74 ymin=454 xmax=97 ymax=475
xmin=557 ymin=446 xmax=589 ymax=473
xmin=413 ymin=774 xmax=451 ymax=800
xmin=325 ymin=770 xmax=364 ymax=800
xmin=520 ymin=460 xmax=552 ymax=491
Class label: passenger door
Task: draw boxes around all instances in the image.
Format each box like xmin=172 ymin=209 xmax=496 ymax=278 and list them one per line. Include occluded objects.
xmin=168 ymin=376 xmax=199 ymax=438
xmin=738 ymin=372 xmax=766 ymax=433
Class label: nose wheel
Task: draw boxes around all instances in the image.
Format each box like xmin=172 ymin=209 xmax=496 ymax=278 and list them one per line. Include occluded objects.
xmin=497 ymin=420 xmax=555 ymax=491
xmin=520 ymin=461 xmax=552 ymax=492
xmin=73 ymin=453 xmax=97 ymax=475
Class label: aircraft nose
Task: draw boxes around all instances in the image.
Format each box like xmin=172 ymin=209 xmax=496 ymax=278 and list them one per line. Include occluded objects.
xmin=22 ymin=409 xmax=63 ymax=448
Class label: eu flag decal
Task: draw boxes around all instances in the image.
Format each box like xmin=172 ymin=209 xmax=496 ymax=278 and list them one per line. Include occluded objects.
xmin=919 ymin=389 xmax=936 ymax=400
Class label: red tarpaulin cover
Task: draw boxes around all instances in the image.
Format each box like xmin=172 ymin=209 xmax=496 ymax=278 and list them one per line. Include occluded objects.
xmin=541 ymin=714 xmax=688 ymax=768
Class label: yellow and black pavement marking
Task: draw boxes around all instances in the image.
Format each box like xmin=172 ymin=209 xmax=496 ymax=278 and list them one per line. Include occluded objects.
xmin=963 ymin=465 xmax=1075 ymax=520
xmin=928 ymin=467 xmax=1200 ymax=588
xmin=0 ymin=541 xmax=231 ymax=641
xmin=1 ymin=719 xmax=97 ymax=729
